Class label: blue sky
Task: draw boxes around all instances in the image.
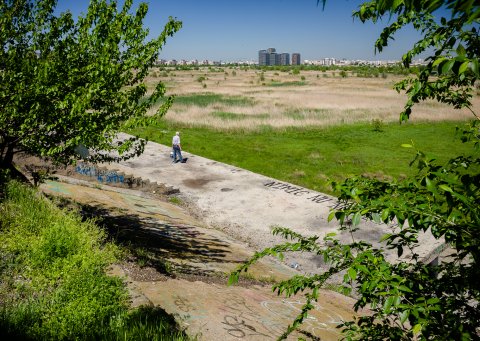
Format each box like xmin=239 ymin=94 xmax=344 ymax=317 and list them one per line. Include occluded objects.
xmin=56 ymin=0 xmax=432 ymax=62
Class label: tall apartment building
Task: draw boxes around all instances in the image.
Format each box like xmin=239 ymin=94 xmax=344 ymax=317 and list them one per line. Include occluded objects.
xmin=258 ymin=50 xmax=268 ymax=66
xmin=268 ymin=52 xmax=278 ymax=65
xmin=291 ymin=53 xmax=301 ymax=65
xmin=258 ymin=48 xmax=295 ymax=66
xmin=280 ymin=53 xmax=290 ymax=65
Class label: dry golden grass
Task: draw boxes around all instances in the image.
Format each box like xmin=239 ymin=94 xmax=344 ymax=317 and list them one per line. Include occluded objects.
xmin=146 ymin=68 xmax=479 ymax=130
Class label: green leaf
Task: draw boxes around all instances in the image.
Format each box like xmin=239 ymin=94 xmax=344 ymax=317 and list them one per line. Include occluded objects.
xmin=441 ymin=59 xmax=455 ymax=74
xmin=348 ymin=268 xmax=357 ymax=280
xmin=432 ymin=57 xmax=445 ymax=67
xmin=470 ymin=59 xmax=479 ymax=76
xmin=227 ymin=273 xmax=238 ymax=286
xmin=439 ymin=184 xmax=453 ymax=192
xmin=456 ymin=44 xmax=466 ymax=56
xmin=381 ymin=208 xmax=390 ymax=221
xmin=398 ymin=285 xmax=413 ymax=293
xmin=458 ymin=61 xmax=469 ymax=75
xmin=425 ymin=177 xmax=438 ymax=194
xmin=372 ymin=212 xmax=382 ymax=223
xmin=383 ymin=296 xmax=394 ymax=313
xmin=380 ymin=233 xmax=391 ymax=242
xmin=401 ymin=143 xmax=413 ymax=148
xmin=400 ymin=310 xmax=410 ymax=324
xmin=413 ymin=323 xmax=422 ymax=335
xmin=427 ymin=297 xmax=441 ymax=305
xmin=352 ymin=212 xmax=361 ymax=226
xmin=328 ymin=210 xmax=336 ymax=222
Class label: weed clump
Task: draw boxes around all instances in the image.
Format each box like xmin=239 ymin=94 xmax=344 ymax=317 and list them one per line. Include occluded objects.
xmin=371 ymin=118 xmax=384 ymax=132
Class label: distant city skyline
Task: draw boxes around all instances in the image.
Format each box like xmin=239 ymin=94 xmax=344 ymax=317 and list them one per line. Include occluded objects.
xmin=56 ymin=0 xmax=440 ymax=62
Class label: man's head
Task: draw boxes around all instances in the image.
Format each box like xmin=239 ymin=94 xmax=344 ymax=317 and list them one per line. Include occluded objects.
xmin=176 ymin=131 xmax=180 ymax=136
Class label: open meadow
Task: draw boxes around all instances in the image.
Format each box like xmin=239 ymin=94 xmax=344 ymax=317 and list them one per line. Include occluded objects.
xmin=130 ymin=66 xmax=480 ymax=194
xmin=146 ymin=66 xmax=477 ymax=129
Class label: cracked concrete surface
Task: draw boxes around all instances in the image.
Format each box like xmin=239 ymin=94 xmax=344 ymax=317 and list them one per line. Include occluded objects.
xmin=41 ymin=179 xmax=360 ymax=340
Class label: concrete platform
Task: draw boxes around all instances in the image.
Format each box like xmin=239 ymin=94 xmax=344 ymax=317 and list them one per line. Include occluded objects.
xmin=95 ymin=133 xmax=445 ymax=273
xmin=41 ymin=179 xmax=361 ymax=340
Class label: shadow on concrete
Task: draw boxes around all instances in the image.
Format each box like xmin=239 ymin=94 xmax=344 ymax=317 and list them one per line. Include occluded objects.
xmin=79 ymin=203 xmax=233 ymax=277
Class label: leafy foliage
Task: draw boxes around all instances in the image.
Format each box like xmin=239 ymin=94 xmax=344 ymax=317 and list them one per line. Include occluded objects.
xmin=354 ymin=0 xmax=480 ymax=121
xmin=231 ymin=1 xmax=480 ymax=340
xmin=0 ymin=0 xmax=181 ymax=168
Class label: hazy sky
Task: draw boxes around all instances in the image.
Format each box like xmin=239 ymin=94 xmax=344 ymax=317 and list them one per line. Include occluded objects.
xmin=56 ymin=0 xmax=433 ymax=62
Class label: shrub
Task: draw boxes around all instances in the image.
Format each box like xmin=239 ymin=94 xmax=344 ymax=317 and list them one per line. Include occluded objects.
xmin=0 ymin=181 xmax=124 ymax=339
xmin=371 ymin=118 xmax=384 ymax=132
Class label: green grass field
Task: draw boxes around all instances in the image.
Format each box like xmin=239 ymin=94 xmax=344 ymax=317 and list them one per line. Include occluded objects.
xmin=128 ymin=120 xmax=472 ymax=194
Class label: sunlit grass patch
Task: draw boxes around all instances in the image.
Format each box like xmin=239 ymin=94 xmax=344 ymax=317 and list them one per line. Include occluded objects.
xmin=129 ymin=120 xmax=473 ymax=195
xmin=309 ymin=152 xmax=323 ymax=159
xmin=283 ymin=110 xmax=305 ymax=120
xmin=168 ymin=196 xmax=182 ymax=205
xmin=283 ymin=108 xmax=331 ymax=120
xmin=268 ymin=81 xmax=307 ymax=87
xmin=291 ymin=170 xmax=306 ymax=178
xmin=211 ymin=111 xmax=270 ymax=120
xmin=173 ymin=93 xmax=254 ymax=107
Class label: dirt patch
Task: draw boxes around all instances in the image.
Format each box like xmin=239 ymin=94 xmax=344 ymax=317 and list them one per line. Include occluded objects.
xmin=182 ymin=177 xmax=217 ymax=189
xmin=120 ymin=260 xmax=170 ymax=282
xmin=117 ymin=259 xmax=276 ymax=288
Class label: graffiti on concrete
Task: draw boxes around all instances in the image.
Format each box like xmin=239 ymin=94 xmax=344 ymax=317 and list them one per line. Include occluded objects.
xmin=73 ymin=163 xmax=177 ymax=194
xmin=75 ymin=163 xmax=125 ymax=184
xmin=264 ymin=181 xmax=346 ymax=208
xmin=220 ymin=295 xmax=279 ymax=338
xmin=74 ymin=163 xmax=97 ymax=177
xmin=219 ymin=293 xmax=346 ymax=339
xmin=264 ymin=181 xmax=311 ymax=197
xmin=263 ymin=181 xmax=379 ymax=227
xmin=222 ymin=314 xmax=271 ymax=339
xmin=174 ymin=294 xmax=196 ymax=313
xmin=172 ymin=294 xmax=208 ymax=322
xmin=261 ymin=299 xmax=344 ymax=336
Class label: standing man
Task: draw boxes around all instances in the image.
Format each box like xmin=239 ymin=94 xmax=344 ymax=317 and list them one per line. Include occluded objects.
xmin=172 ymin=131 xmax=183 ymax=163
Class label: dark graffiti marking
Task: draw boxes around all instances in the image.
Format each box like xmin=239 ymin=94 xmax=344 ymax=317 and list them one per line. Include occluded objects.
xmin=222 ymin=314 xmax=271 ymax=339
xmin=171 ymin=295 xmax=208 ymax=323
xmin=264 ymin=181 xmax=310 ymax=197
xmin=264 ymin=180 xmax=359 ymax=215
xmin=174 ymin=295 xmax=195 ymax=313
xmin=330 ymin=201 xmax=348 ymax=210
xmin=264 ymin=181 xmax=342 ymax=207
xmin=220 ymin=294 xmax=285 ymax=339
xmin=307 ymin=194 xmax=333 ymax=204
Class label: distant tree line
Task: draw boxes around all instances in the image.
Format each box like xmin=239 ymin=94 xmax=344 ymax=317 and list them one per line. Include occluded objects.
xmin=155 ymin=64 xmax=416 ymax=76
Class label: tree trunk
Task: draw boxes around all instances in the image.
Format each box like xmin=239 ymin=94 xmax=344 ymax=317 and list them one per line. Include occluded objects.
xmin=0 ymin=144 xmax=14 ymax=170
